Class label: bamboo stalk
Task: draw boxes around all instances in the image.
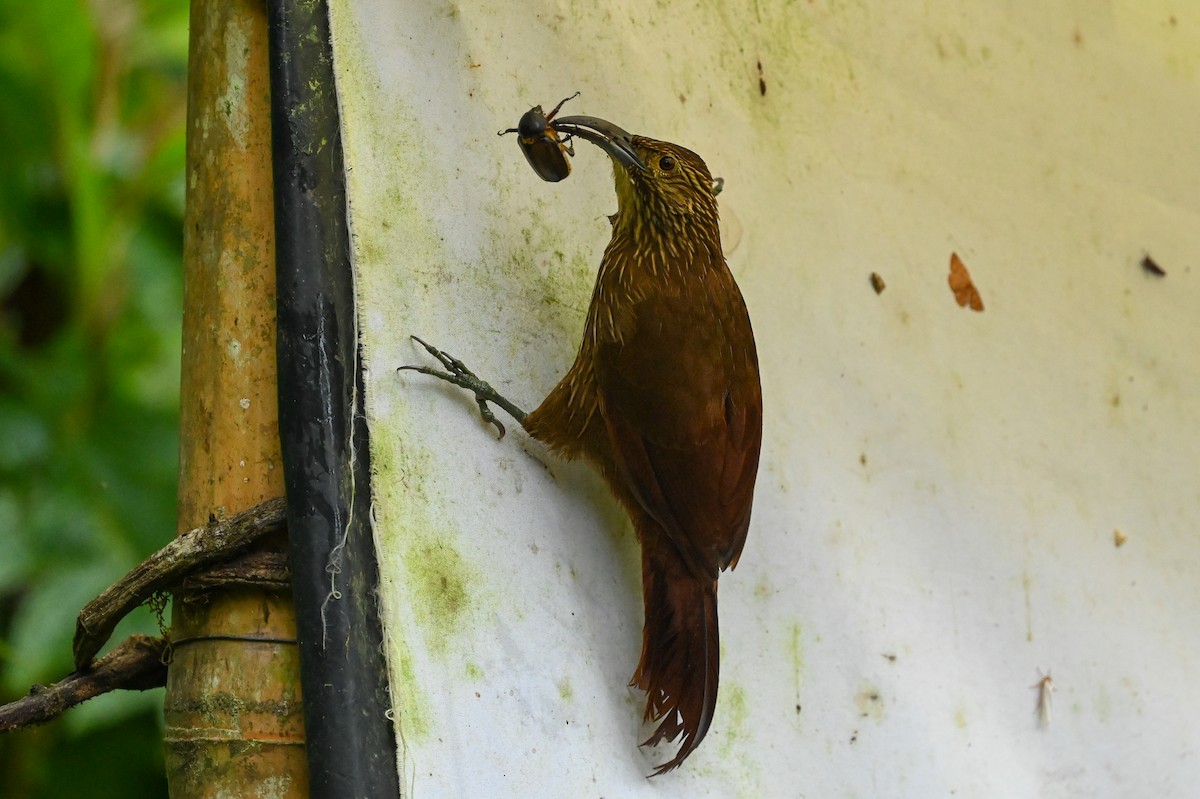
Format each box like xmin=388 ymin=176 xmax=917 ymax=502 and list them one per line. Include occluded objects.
xmin=164 ymin=0 xmax=307 ymax=795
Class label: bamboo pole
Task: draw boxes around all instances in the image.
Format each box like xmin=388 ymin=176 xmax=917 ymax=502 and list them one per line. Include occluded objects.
xmin=163 ymin=0 xmax=307 ymax=795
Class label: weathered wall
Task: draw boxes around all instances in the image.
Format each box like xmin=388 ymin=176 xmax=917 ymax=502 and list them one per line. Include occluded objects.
xmin=329 ymin=1 xmax=1200 ymax=795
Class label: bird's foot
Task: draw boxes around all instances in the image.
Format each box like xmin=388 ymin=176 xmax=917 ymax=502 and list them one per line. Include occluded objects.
xmin=398 ymin=336 xmax=528 ymax=440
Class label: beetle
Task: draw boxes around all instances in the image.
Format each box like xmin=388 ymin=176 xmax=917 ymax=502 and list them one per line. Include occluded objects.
xmin=499 ymin=92 xmax=580 ymax=182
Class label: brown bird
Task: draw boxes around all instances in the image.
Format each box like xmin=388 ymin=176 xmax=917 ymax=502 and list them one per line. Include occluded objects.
xmin=402 ymin=116 xmax=762 ymax=773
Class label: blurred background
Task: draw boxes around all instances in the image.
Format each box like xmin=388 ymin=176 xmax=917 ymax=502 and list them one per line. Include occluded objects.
xmin=0 ymin=0 xmax=187 ymax=795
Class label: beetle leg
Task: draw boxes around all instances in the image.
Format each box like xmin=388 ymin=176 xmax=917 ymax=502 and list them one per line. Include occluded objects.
xmin=545 ymin=91 xmax=581 ymax=122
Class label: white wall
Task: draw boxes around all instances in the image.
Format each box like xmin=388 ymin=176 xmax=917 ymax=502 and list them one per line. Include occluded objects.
xmin=330 ymin=1 xmax=1200 ymax=795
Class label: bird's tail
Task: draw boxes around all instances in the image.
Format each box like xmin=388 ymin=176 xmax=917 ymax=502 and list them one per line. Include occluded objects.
xmin=630 ymin=537 xmax=719 ymax=775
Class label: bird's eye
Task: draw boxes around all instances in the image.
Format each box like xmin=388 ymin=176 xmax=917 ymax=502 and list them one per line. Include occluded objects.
xmin=658 ymin=155 xmax=676 ymax=171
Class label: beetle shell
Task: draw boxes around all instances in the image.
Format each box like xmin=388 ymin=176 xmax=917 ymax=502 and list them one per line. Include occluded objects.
xmin=500 ymin=93 xmax=580 ymax=183
xmin=516 ymin=106 xmax=572 ymax=182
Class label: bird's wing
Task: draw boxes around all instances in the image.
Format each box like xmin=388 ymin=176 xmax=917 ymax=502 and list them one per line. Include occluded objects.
xmin=594 ymin=280 xmax=762 ymax=579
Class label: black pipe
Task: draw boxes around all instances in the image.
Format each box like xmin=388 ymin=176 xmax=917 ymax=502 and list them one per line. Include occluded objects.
xmin=266 ymin=1 xmax=399 ymax=796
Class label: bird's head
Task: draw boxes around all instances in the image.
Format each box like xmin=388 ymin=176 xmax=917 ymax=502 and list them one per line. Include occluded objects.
xmin=554 ymin=116 xmax=720 ymax=238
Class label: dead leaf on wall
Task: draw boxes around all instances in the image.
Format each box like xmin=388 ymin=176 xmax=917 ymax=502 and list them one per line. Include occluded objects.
xmin=948 ymin=252 xmax=984 ymax=311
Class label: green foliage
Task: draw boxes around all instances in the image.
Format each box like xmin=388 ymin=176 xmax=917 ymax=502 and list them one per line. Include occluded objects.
xmin=0 ymin=0 xmax=188 ymax=795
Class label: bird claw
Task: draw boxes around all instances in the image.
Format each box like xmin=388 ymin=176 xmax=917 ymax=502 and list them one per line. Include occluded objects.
xmin=398 ymin=336 xmax=510 ymax=439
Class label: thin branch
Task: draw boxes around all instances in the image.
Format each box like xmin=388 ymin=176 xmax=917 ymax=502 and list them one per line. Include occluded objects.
xmin=73 ymin=496 xmax=288 ymax=669
xmin=0 ymin=635 xmax=168 ymax=734
xmin=179 ymin=550 xmax=290 ymax=592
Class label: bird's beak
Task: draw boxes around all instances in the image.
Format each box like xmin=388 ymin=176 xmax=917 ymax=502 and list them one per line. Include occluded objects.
xmin=553 ymin=115 xmax=646 ymax=171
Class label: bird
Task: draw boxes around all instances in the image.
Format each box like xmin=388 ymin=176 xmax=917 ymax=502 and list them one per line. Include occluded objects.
xmin=402 ymin=114 xmax=762 ymax=774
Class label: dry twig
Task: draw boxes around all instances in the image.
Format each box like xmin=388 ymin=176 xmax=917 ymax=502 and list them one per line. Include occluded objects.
xmin=73 ymin=496 xmax=287 ymax=669
xmin=0 ymin=635 xmax=169 ymax=734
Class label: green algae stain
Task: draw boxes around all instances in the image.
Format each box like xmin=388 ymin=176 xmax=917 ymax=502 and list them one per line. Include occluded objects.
xmin=558 ymin=677 xmax=573 ymax=702
xmin=709 ymin=0 xmax=862 ymax=132
xmin=719 ymin=683 xmax=750 ymax=758
xmin=369 ymin=441 xmax=483 ymax=747
xmin=718 ymin=683 xmax=764 ymax=798
xmin=403 ymin=536 xmax=475 ymax=656
xmin=477 ymin=213 xmax=599 ymax=356
xmin=788 ymin=621 xmax=805 ymax=719
xmin=373 ymin=426 xmax=479 ymax=661
xmin=396 ymin=646 xmax=430 ymax=740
